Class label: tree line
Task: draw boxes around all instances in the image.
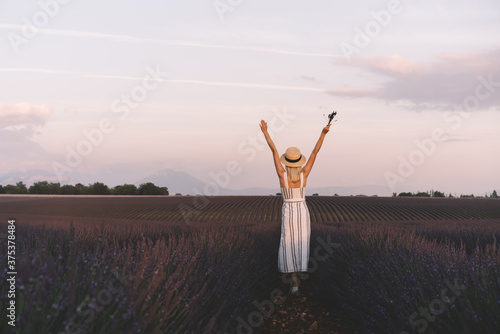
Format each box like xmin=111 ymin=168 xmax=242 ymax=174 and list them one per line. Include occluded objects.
xmin=0 ymin=181 xmax=168 ymax=195
xmin=393 ymin=190 xmax=499 ymax=198
xmin=1 ymin=181 xmax=498 ymax=198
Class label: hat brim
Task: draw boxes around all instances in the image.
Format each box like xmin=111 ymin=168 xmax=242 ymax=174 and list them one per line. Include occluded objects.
xmin=280 ymin=154 xmax=307 ymax=167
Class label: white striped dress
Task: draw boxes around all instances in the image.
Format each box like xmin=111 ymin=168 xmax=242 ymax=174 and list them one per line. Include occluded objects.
xmin=278 ymin=172 xmax=311 ymax=273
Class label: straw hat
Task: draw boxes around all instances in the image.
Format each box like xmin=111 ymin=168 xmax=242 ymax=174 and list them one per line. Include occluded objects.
xmin=280 ymin=147 xmax=306 ymax=167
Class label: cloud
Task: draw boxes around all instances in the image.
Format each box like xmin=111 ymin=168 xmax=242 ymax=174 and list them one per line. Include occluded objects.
xmin=433 ymin=132 xmax=475 ymax=143
xmin=0 ymin=24 xmax=339 ymax=58
xmin=299 ymin=75 xmax=317 ymax=81
xmin=0 ymin=103 xmax=57 ymax=177
xmin=0 ymin=69 xmax=326 ymax=93
xmin=324 ymin=87 xmax=377 ymax=97
xmin=0 ymin=127 xmax=54 ymax=175
xmin=0 ymin=102 xmax=52 ymax=128
xmin=349 ymin=55 xmax=431 ymax=76
xmin=329 ymin=49 xmax=500 ymax=110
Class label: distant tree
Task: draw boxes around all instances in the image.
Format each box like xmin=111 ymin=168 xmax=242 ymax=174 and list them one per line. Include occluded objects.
xmin=460 ymin=194 xmax=475 ymax=198
xmin=491 ymin=190 xmax=498 ymax=198
xmin=17 ymin=181 xmax=28 ymax=194
xmin=60 ymin=184 xmax=76 ymax=194
xmin=398 ymin=192 xmax=413 ymax=197
xmin=90 ymin=182 xmax=110 ymax=195
xmin=175 ymin=193 xmax=182 ymax=196
xmin=29 ymin=181 xmax=61 ymax=194
xmin=5 ymin=182 xmax=28 ymax=194
xmin=29 ymin=181 xmax=49 ymax=194
xmin=75 ymin=183 xmax=90 ymax=195
xmin=448 ymin=193 xmax=454 ymax=198
xmin=0 ymin=185 xmax=4 ymax=194
xmin=432 ymin=190 xmax=445 ymax=197
xmin=4 ymin=185 xmax=16 ymax=194
xmin=48 ymin=182 xmax=61 ymax=194
xmin=392 ymin=192 xmax=397 ymax=197
xmin=138 ymin=182 xmax=168 ymax=195
xmin=276 ymin=192 xmax=282 ymax=196
xmin=312 ymin=193 xmax=319 ymax=196
xmin=113 ymin=184 xmax=138 ymax=195
xmin=415 ymin=192 xmax=431 ymax=197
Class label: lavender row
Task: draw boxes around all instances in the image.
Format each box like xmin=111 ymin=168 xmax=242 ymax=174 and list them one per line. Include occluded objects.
xmin=310 ymin=220 xmax=500 ymax=333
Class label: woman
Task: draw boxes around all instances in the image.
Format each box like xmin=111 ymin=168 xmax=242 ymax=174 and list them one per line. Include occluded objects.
xmin=260 ymin=120 xmax=331 ymax=295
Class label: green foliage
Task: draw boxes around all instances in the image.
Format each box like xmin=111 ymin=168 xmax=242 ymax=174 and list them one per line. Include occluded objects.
xmin=1 ymin=181 xmax=168 ymax=195
xmin=74 ymin=183 xmax=90 ymax=195
xmin=29 ymin=181 xmax=62 ymax=194
xmin=432 ymin=190 xmax=445 ymax=197
xmin=4 ymin=181 xmax=28 ymax=194
xmin=89 ymin=182 xmax=110 ymax=195
xmin=398 ymin=190 xmax=444 ymax=197
xmin=113 ymin=184 xmax=138 ymax=195
xmin=138 ymin=182 xmax=168 ymax=195
xmin=60 ymin=184 xmax=76 ymax=194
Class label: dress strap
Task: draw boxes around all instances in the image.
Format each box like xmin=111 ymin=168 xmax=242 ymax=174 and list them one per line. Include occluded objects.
xmin=300 ymin=172 xmax=303 ymax=188
xmin=283 ymin=171 xmax=289 ymax=188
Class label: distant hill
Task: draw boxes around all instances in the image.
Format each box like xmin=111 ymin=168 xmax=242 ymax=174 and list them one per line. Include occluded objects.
xmin=0 ymin=169 xmax=68 ymax=185
xmin=135 ymin=169 xmax=208 ymax=195
xmin=136 ymin=169 xmax=392 ymax=196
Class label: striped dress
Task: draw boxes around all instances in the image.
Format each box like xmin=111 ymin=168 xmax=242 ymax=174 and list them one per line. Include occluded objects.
xmin=278 ymin=172 xmax=311 ymax=273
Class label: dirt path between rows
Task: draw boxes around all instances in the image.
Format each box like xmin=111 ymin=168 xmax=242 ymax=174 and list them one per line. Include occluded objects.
xmin=258 ymin=276 xmax=354 ymax=334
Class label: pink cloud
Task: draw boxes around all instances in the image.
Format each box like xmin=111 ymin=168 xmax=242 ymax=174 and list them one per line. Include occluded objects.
xmin=323 ymin=87 xmax=378 ymax=97
xmin=349 ymin=55 xmax=431 ymax=76
xmin=0 ymin=102 xmax=52 ymax=128
xmin=328 ymin=48 xmax=500 ymax=110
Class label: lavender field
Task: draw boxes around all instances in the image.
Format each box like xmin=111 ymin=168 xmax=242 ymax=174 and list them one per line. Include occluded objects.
xmin=1 ymin=196 xmax=500 ymax=333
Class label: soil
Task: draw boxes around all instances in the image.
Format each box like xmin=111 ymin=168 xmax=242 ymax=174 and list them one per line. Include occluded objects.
xmin=258 ymin=275 xmax=352 ymax=334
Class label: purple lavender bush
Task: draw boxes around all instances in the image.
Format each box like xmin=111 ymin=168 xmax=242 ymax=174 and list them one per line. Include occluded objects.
xmin=0 ymin=221 xmax=280 ymax=334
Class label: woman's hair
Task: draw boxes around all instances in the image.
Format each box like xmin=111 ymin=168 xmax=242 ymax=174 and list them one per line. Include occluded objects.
xmin=286 ymin=166 xmax=302 ymax=183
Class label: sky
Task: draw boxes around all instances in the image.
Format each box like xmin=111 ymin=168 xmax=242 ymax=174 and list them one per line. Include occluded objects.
xmin=0 ymin=0 xmax=499 ymax=196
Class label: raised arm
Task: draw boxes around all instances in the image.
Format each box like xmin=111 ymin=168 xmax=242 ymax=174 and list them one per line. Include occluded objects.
xmin=260 ymin=120 xmax=285 ymax=177
xmin=302 ymin=124 xmax=331 ymax=178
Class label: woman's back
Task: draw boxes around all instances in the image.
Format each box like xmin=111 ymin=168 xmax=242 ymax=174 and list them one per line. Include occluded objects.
xmin=281 ymin=172 xmax=306 ymax=202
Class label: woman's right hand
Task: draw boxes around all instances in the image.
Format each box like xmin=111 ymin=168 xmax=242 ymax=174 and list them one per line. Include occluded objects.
xmin=322 ymin=124 xmax=331 ymax=134
xmin=260 ymin=120 xmax=268 ymax=133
